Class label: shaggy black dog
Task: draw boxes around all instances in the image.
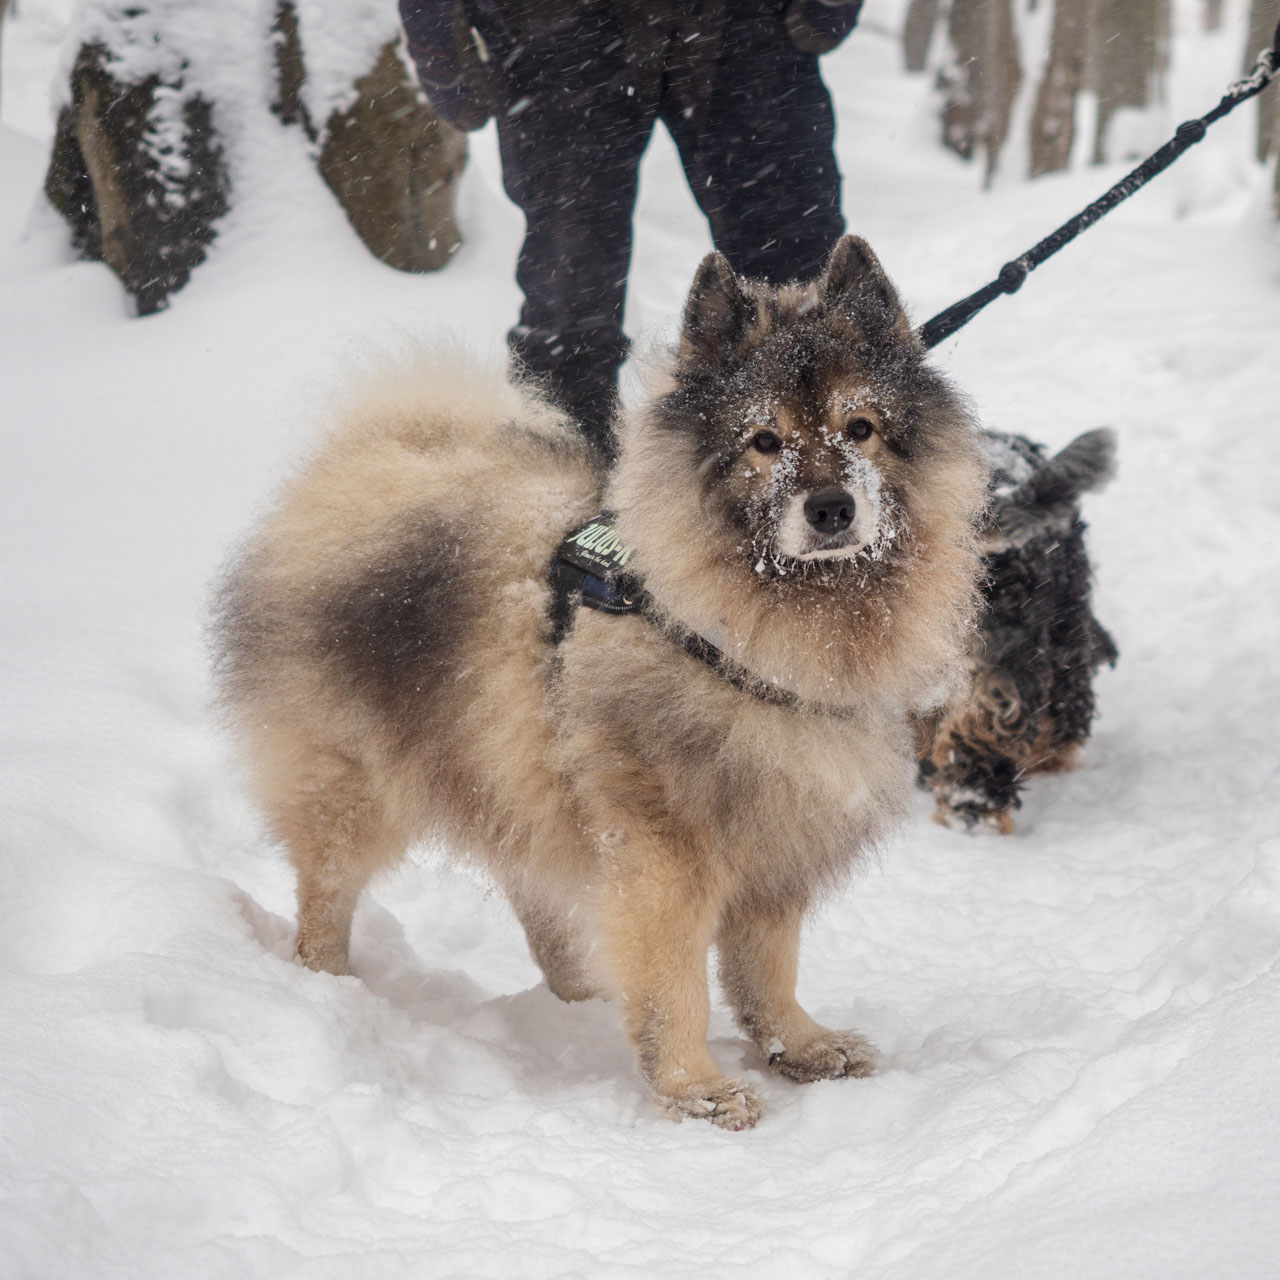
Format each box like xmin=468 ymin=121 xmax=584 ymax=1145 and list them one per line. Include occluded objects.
xmin=920 ymin=428 xmax=1118 ymax=833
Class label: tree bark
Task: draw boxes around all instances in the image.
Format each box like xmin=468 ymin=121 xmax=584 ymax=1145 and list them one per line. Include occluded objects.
xmin=44 ymin=39 xmax=228 ymax=315
xmin=270 ymin=0 xmax=312 ymax=136
xmin=0 ymin=0 xmax=10 ymax=106
xmin=1246 ymin=0 xmax=1278 ymax=162
xmin=1273 ymin=84 xmax=1280 ymax=217
xmin=939 ymin=0 xmax=1022 ymax=183
xmin=43 ymin=1 xmax=469 ymax=315
xmin=904 ymin=0 xmax=942 ymax=72
xmin=1029 ymin=0 xmax=1090 ymax=176
xmin=270 ymin=3 xmax=468 ymax=273
xmin=316 ymin=41 xmax=467 ymax=273
xmin=1089 ymin=0 xmax=1169 ymax=163
xmin=939 ymin=0 xmax=982 ymax=162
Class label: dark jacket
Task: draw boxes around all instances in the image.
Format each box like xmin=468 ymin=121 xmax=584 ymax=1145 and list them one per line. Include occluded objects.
xmin=400 ymin=0 xmax=862 ymax=130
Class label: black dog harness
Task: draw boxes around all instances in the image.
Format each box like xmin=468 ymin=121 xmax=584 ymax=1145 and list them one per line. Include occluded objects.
xmin=549 ymin=515 xmax=854 ymax=718
xmin=549 ymin=515 xmax=643 ymax=642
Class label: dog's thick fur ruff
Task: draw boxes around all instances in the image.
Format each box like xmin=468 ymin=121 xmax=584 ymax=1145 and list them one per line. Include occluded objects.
xmin=213 ymin=237 xmax=988 ymax=1129
xmin=919 ymin=428 xmax=1118 ymax=834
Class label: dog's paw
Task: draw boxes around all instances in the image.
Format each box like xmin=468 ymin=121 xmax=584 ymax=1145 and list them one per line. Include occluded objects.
xmin=932 ymin=798 xmax=1015 ymax=835
xmin=767 ymin=1030 xmax=877 ymax=1083
xmin=661 ymin=1077 xmax=763 ymax=1131
xmin=544 ymin=974 xmax=602 ymax=1003
xmin=295 ymin=940 xmax=349 ymax=976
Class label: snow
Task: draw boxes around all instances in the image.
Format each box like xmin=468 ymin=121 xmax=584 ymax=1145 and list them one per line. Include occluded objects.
xmin=292 ymin=0 xmax=410 ymax=127
xmin=3 ymin=0 xmax=1280 ymax=1275
xmin=50 ymin=1 xmax=264 ymax=130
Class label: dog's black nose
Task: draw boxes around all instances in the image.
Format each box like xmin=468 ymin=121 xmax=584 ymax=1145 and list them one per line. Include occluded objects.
xmin=803 ymin=489 xmax=855 ymax=535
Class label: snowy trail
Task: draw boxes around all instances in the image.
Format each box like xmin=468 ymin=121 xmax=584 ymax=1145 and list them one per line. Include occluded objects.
xmin=3 ymin=2 xmax=1280 ymax=1276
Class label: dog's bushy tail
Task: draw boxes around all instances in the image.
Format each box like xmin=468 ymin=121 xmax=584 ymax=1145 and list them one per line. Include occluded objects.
xmin=1012 ymin=428 xmax=1116 ymax=512
xmin=316 ymin=342 xmax=574 ymax=457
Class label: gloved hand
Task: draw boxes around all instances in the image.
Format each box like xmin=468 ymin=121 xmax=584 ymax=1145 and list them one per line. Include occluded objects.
xmin=400 ymin=0 xmax=493 ymax=131
xmin=784 ymin=0 xmax=864 ymax=54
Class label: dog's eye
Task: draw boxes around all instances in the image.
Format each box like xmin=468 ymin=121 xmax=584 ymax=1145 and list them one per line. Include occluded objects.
xmin=846 ymin=417 xmax=875 ymax=442
xmin=750 ymin=430 xmax=781 ymax=454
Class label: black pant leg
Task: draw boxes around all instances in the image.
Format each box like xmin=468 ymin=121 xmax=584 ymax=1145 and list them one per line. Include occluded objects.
xmin=662 ymin=6 xmax=845 ymax=284
xmin=474 ymin=2 xmax=658 ymax=458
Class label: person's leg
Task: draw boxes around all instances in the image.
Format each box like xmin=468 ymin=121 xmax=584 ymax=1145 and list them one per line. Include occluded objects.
xmin=474 ymin=2 xmax=659 ymax=458
xmin=662 ymin=4 xmax=845 ymax=284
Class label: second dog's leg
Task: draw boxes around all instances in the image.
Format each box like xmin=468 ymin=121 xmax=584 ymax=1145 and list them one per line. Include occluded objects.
xmin=718 ymin=900 xmax=876 ymax=1083
xmin=926 ymin=712 xmax=1023 ymax=834
xmin=597 ymin=841 xmax=761 ymax=1130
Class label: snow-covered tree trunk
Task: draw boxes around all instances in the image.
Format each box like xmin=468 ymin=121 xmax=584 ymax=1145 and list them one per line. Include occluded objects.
xmin=1027 ymin=0 xmax=1171 ymax=176
xmin=314 ymin=39 xmax=467 ymax=272
xmin=1088 ymin=0 xmax=1169 ymax=164
xmin=1246 ymin=0 xmax=1277 ymax=163
xmin=937 ymin=0 xmax=1022 ymax=183
xmin=919 ymin=0 xmax=1172 ymax=180
xmin=270 ymin=0 xmax=308 ymax=131
xmin=1028 ymin=0 xmax=1089 ymax=177
xmin=44 ymin=10 xmax=229 ymax=316
xmin=1271 ymin=72 xmax=1280 ymax=217
xmin=43 ymin=0 xmax=467 ymax=314
xmin=0 ymin=0 xmax=10 ymax=105
xmin=904 ymin=0 xmax=942 ymax=71
xmin=278 ymin=1 xmax=468 ymax=273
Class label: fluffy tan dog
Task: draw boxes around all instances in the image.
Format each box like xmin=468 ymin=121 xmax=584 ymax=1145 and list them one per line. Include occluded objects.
xmin=214 ymin=236 xmax=987 ymax=1129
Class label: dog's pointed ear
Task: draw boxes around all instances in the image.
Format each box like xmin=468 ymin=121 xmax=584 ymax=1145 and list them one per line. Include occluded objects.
xmin=680 ymin=252 xmax=754 ymax=367
xmin=822 ymin=235 xmax=912 ymax=344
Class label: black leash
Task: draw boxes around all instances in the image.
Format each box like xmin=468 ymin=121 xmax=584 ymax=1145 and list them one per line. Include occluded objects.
xmin=918 ymin=22 xmax=1280 ymax=350
xmin=552 ymin=26 xmax=1280 ymax=710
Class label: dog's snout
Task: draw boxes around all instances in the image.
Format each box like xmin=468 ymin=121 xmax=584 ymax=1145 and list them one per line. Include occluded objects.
xmin=803 ymin=489 xmax=855 ymax=536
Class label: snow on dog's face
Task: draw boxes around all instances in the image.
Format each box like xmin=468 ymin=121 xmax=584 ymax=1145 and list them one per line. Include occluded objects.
xmin=735 ymin=399 xmax=896 ymax=567
xmin=648 ymin=236 xmax=970 ymax=579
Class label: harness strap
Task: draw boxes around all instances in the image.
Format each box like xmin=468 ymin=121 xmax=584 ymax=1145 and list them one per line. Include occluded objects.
xmin=918 ymin=22 xmax=1280 ymax=350
xmin=549 ymin=516 xmax=856 ymax=719
xmin=549 ymin=513 xmax=644 ymax=644
xmin=548 ymin=556 xmax=641 ymax=643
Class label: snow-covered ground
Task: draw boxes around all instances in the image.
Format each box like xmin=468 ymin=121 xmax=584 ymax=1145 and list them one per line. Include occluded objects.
xmin=3 ymin=2 xmax=1279 ymax=1276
